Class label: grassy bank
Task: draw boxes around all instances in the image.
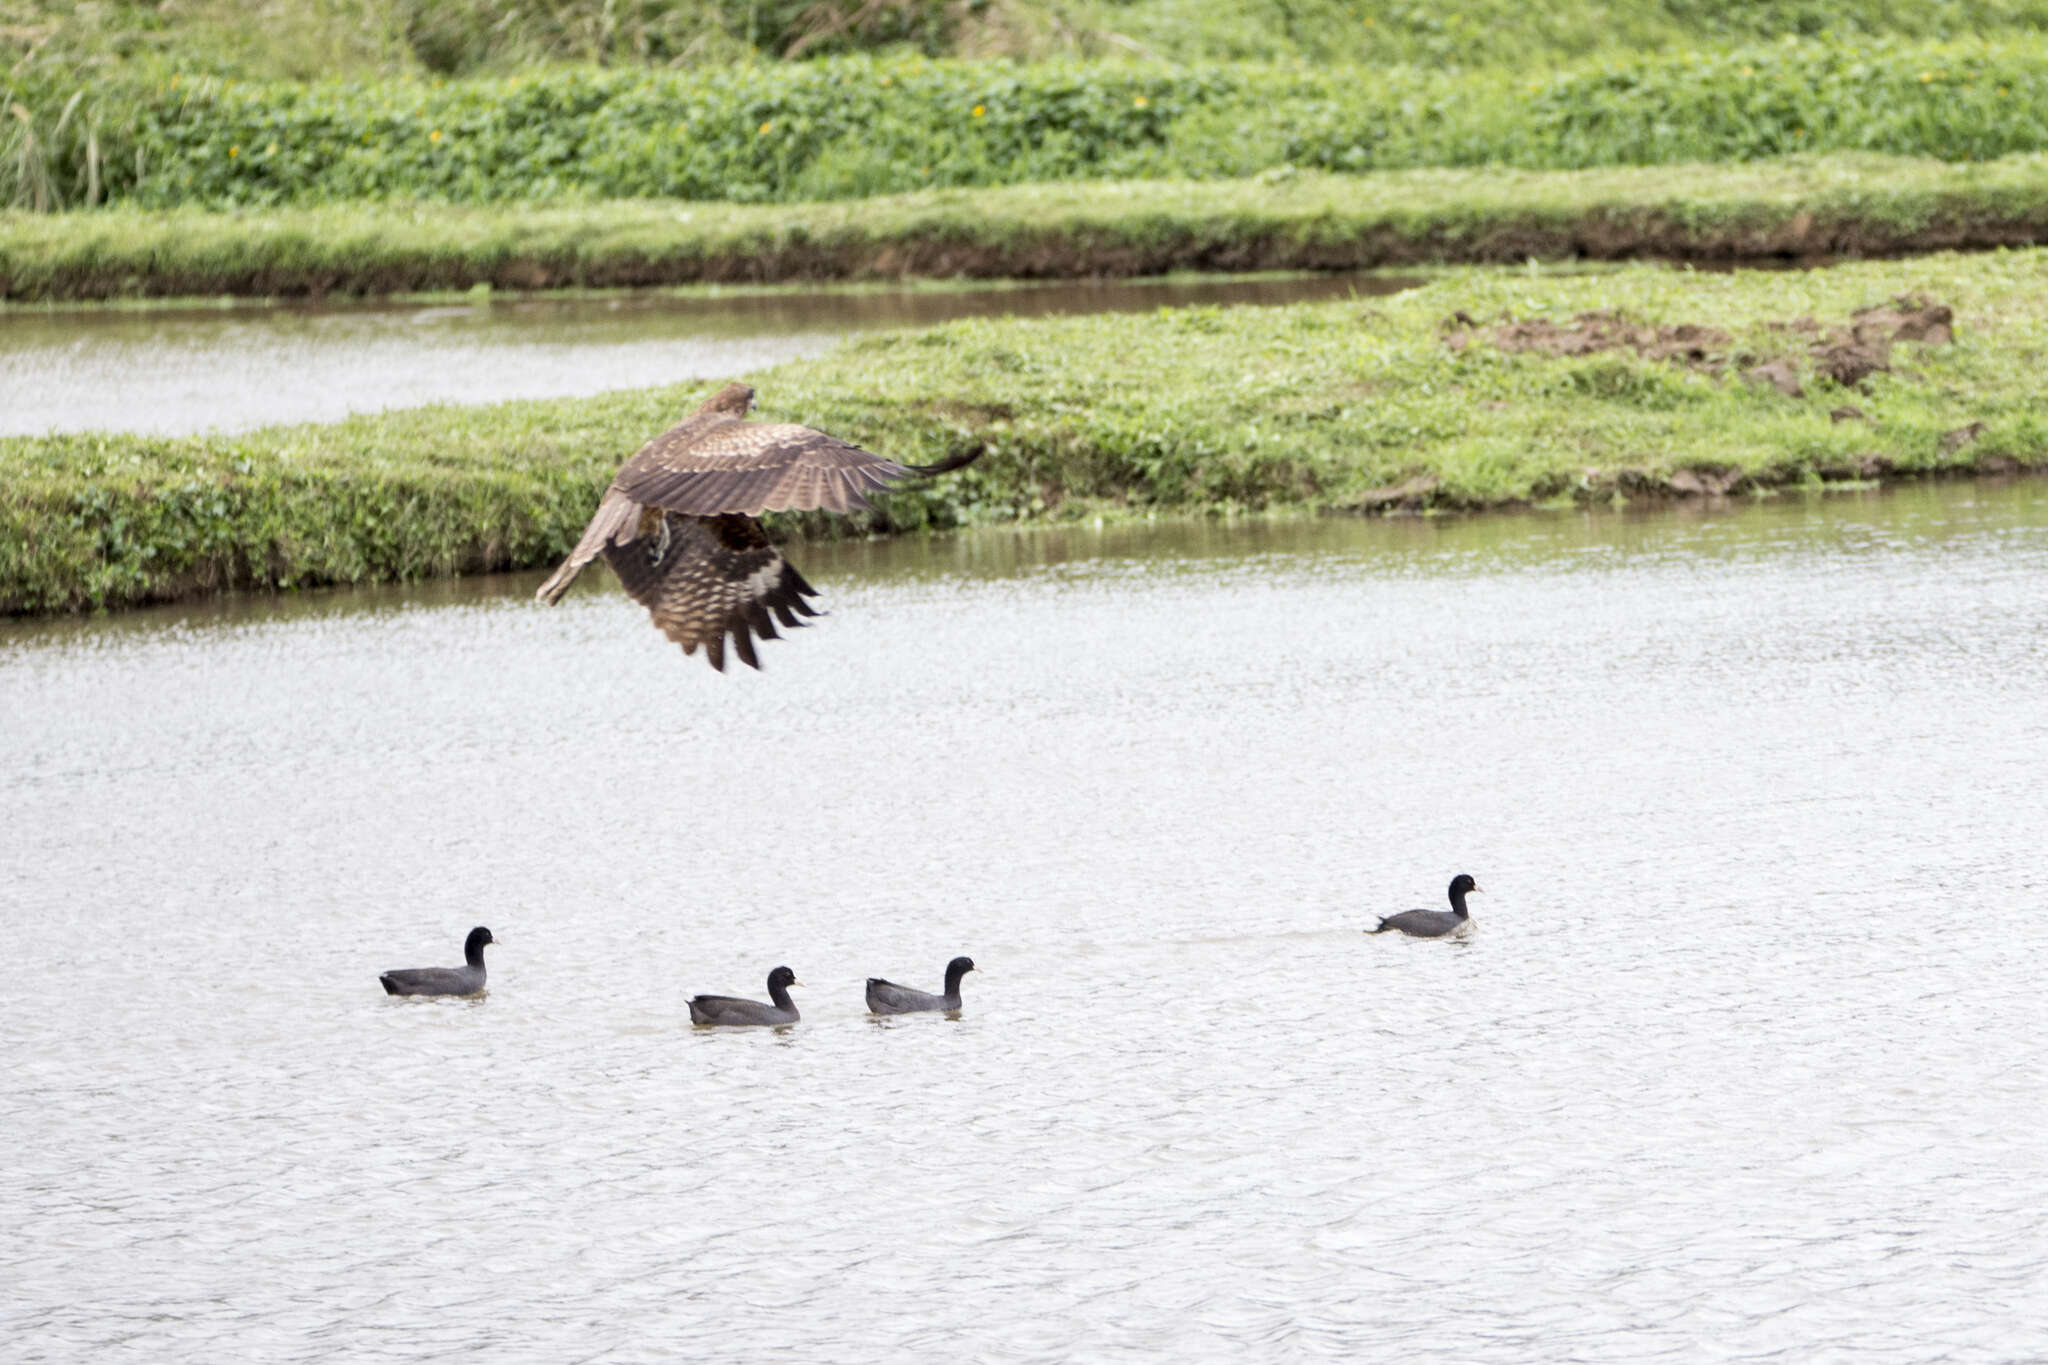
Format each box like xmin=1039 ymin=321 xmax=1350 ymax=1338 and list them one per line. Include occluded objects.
xmin=10 ymin=40 xmax=2048 ymax=212
xmin=5 ymin=250 xmax=2043 ymax=614
xmin=10 ymin=153 xmax=2048 ymax=300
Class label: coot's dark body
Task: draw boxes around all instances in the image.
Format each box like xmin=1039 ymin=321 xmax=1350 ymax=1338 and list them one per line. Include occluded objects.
xmin=866 ymin=956 xmax=976 ymax=1015
xmin=1369 ymin=876 xmax=1480 ymax=939
xmin=689 ymin=966 xmax=801 ymax=1026
xmin=380 ymin=926 xmax=495 ymax=996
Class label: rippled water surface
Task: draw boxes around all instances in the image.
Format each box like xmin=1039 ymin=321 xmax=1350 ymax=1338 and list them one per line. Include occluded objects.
xmin=5 ymin=481 xmax=2047 ymax=1362
xmin=0 ymin=273 xmax=1414 ymax=438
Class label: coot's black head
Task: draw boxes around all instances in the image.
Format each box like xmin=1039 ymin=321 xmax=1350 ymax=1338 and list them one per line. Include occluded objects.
xmin=946 ymin=956 xmax=977 ymax=978
xmin=465 ymin=926 xmax=496 ymax=954
xmin=1449 ymin=874 xmax=1480 ymax=898
xmin=767 ymin=965 xmax=800 ymax=991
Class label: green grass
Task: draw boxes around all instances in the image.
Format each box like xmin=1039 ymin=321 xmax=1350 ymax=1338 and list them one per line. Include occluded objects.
xmin=11 ymin=39 xmax=2048 ymax=212
xmin=10 ymin=0 xmax=2048 ymax=76
xmin=10 ymin=152 xmax=2048 ymax=300
xmin=1090 ymin=0 xmax=2048 ymax=68
xmin=5 ymin=249 xmax=2043 ymax=613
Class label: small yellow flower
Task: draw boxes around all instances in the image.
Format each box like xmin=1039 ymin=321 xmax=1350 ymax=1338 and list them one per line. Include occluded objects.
xmin=1740 ymin=65 xmax=1754 ymax=76
xmin=1919 ymin=72 xmax=1933 ymax=82
xmin=266 ymin=141 xmax=278 ymax=155
xmin=881 ymin=75 xmax=893 ymax=87
xmin=972 ymin=104 xmax=985 ymax=118
xmin=1133 ymin=95 xmax=1148 ymax=108
xmin=1363 ymin=14 xmax=1374 ymax=24
xmin=2000 ymin=85 xmax=2010 ymax=95
xmin=170 ymin=74 xmax=180 ymax=88
xmin=430 ymin=129 xmax=443 ymax=142
xmin=228 ymin=145 xmax=239 ymax=157
xmin=758 ymin=120 xmax=773 ymax=134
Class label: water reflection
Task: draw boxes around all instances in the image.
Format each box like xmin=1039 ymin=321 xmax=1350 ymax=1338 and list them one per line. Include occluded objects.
xmin=0 ymin=272 xmax=1419 ymax=438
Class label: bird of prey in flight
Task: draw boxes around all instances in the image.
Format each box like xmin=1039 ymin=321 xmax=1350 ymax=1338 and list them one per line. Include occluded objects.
xmin=536 ymin=382 xmax=978 ymax=671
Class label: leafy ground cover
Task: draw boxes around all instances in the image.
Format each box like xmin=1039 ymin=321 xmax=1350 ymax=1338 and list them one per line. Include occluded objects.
xmin=5 ymin=249 xmax=2041 ymax=613
xmin=8 ymin=153 xmax=2048 ymax=300
xmin=8 ymin=40 xmax=2048 ymax=211
xmin=10 ymin=0 xmax=2044 ymax=78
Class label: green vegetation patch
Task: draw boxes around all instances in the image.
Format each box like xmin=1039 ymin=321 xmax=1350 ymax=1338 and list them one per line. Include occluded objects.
xmin=10 ymin=153 xmax=2048 ymax=300
xmin=771 ymin=248 xmax=2048 ymax=516
xmin=4 ymin=249 xmax=2044 ymax=614
xmin=11 ymin=40 xmax=2048 ymax=212
xmin=11 ymin=0 xmax=2048 ymax=77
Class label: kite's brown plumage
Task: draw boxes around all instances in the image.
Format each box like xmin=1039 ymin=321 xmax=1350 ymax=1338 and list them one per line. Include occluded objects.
xmin=535 ymin=382 xmax=978 ymax=671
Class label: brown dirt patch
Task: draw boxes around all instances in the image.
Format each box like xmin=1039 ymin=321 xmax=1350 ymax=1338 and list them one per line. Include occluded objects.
xmin=1813 ymin=340 xmax=1890 ymax=386
xmin=1856 ymin=299 xmax=1955 ymax=345
xmin=1450 ymin=295 xmax=1956 ymax=396
xmin=1663 ymin=466 xmax=1747 ymax=496
xmin=1777 ymin=295 xmax=1955 ymax=389
xmin=1447 ymin=310 xmax=1730 ymax=365
xmin=1356 ymin=473 xmax=1440 ymax=512
xmin=1744 ymin=358 xmax=1804 ymax=397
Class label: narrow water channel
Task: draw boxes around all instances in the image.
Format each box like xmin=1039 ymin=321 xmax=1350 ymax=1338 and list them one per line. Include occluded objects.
xmin=0 ymin=272 xmax=1418 ymax=438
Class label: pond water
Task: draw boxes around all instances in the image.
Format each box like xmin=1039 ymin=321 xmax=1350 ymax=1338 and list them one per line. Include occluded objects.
xmin=0 ymin=273 xmax=1416 ymax=439
xmin=4 ymin=480 xmax=2046 ymax=1362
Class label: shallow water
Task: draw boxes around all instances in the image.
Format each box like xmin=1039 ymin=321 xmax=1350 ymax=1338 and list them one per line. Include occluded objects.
xmin=5 ymin=480 xmax=2047 ymax=1362
xmin=0 ymin=273 xmax=1414 ymax=438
